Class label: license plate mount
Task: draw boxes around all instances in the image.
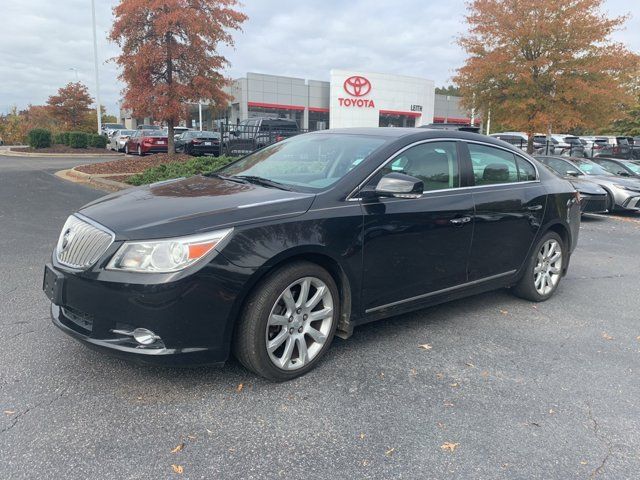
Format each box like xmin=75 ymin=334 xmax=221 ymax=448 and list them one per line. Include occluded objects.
xmin=43 ymin=264 xmax=65 ymax=305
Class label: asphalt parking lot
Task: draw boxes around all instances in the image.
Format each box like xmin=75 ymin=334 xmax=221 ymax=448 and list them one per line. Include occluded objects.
xmin=1 ymin=154 xmax=639 ymax=479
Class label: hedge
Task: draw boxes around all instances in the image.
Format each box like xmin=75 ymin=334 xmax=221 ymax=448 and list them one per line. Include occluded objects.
xmin=68 ymin=131 xmax=89 ymax=149
xmin=88 ymin=134 xmax=108 ymax=149
xmin=27 ymin=129 xmax=52 ymax=149
xmin=127 ymin=156 xmax=236 ymax=186
xmin=61 ymin=132 xmax=71 ymax=145
xmin=52 ymin=132 xmax=65 ymax=145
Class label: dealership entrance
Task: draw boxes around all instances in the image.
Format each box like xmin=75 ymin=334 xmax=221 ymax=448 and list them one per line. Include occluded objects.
xmin=379 ymin=111 xmax=420 ymax=128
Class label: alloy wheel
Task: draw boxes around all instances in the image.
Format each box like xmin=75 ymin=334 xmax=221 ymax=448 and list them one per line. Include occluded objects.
xmin=265 ymin=276 xmax=334 ymax=371
xmin=534 ymin=239 xmax=562 ymax=295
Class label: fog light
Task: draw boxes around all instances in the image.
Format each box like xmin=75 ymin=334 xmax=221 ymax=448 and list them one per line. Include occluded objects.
xmin=132 ymin=328 xmax=160 ymax=345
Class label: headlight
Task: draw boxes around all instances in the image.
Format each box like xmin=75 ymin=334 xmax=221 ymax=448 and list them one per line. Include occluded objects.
xmin=106 ymin=228 xmax=233 ymax=273
xmin=614 ymin=184 xmax=640 ymax=193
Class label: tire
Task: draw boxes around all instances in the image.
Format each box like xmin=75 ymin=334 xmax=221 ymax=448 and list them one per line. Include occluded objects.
xmin=233 ymin=261 xmax=339 ymax=381
xmin=124 ymin=144 xmax=129 ymax=155
xmin=512 ymin=231 xmax=565 ymax=302
xmin=604 ymin=191 xmax=614 ymax=213
xmin=137 ymin=145 xmax=143 ymax=156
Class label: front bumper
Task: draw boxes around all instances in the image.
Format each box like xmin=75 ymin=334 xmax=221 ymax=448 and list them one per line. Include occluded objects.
xmin=620 ymin=195 xmax=640 ymax=211
xmin=580 ymin=193 xmax=608 ymax=214
xmin=45 ymin=257 xmax=252 ymax=366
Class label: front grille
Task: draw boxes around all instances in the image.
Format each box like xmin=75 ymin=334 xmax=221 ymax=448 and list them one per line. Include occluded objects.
xmin=56 ymin=215 xmax=114 ymax=270
xmin=61 ymin=306 xmax=94 ymax=333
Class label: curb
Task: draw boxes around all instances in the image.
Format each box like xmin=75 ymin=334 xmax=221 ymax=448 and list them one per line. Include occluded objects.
xmin=57 ymin=168 xmax=132 ymax=192
xmin=3 ymin=147 xmax=124 ymax=158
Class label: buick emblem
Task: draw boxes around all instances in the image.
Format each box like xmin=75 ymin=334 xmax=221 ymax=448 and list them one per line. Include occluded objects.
xmin=343 ymin=76 xmax=372 ymax=97
xmin=61 ymin=228 xmax=74 ymax=252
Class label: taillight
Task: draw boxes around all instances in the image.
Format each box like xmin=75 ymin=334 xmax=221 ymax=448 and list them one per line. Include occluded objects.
xmin=192 ymin=140 xmax=202 ymax=144
xmin=275 ymin=135 xmax=285 ymax=142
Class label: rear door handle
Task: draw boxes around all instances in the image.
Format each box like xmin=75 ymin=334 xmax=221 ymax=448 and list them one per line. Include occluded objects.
xmin=450 ymin=216 xmax=472 ymax=225
xmin=526 ymin=205 xmax=543 ymax=211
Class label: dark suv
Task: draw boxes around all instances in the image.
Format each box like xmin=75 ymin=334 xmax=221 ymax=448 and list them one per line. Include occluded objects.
xmin=227 ymin=118 xmax=300 ymax=155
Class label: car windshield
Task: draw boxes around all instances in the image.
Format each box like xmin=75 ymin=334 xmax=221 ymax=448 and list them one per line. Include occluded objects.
xmin=119 ymin=130 xmax=135 ymax=136
xmin=621 ymin=161 xmax=640 ymax=174
xmin=571 ymin=158 xmax=612 ymax=176
xmin=143 ymin=130 xmax=166 ymax=137
xmin=219 ymin=133 xmax=387 ymax=192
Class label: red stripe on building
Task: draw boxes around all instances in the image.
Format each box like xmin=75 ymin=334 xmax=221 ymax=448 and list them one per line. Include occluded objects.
xmin=308 ymin=107 xmax=330 ymax=113
xmin=379 ymin=109 xmax=422 ymax=118
xmin=247 ymin=102 xmax=306 ymax=111
xmin=433 ymin=116 xmax=481 ymax=125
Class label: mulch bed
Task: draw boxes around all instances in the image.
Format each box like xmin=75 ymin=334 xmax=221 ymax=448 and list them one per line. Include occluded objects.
xmin=75 ymin=153 xmax=193 ymax=175
xmin=13 ymin=145 xmax=118 ymax=154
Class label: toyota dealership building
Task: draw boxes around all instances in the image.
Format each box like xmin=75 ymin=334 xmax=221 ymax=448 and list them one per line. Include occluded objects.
xmin=120 ymin=69 xmax=477 ymax=131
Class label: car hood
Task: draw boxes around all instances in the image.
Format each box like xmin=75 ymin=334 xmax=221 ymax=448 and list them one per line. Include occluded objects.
xmin=79 ymin=175 xmax=315 ymax=240
xmin=586 ymin=175 xmax=640 ymax=190
xmin=567 ymin=177 xmax=607 ymax=195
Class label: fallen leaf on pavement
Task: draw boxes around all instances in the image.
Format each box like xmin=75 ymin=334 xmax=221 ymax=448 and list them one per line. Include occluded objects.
xmin=418 ymin=344 xmax=432 ymax=350
xmin=450 ymin=383 xmax=459 ymax=388
xmin=465 ymin=362 xmax=475 ymax=368
xmin=444 ymin=401 xmax=454 ymax=407
xmin=441 ymin=442 xmax=459 ymax=452
xmin=3 ymin=410 xmax=16 ymax=415
xmin=359 ymin=433 xmax=365 ymax=440
xmin=436 ymin=373 xmax=444 ymax=379
xmin=171 ymin=465 xmax=184 ymax=474
xmin=437 ymin=422 xmax=445 ymax=429
xmin=171 ymin=443 xmax=185 ymax=453
xmin=580 ymin=460 xmax=588 ymax=465
xmin=236 ymin=383 xmax=244 ymax=392
xmin=601 ymin=333 xmax=614 ymax=340
xmin=481 ymin=370 xmax=489 ymax=378
xmin=385 ymin=447 xmax=395 ymax=456
xmin=410 ymin=368 xmax=417 ymax=376
xmin=549 ymin=409 xmax=555 ymax=414
xmin=636 ymin=336 xmax=640 ymax=341
xmin=500 ymin=310 xmax=508 ymax=315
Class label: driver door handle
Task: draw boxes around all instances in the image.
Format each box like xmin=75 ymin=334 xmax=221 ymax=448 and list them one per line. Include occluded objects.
xmin=450 ymin=216 xmax=472 ymax=225
xmin=526 ymin=204 xmax=543 ymax=211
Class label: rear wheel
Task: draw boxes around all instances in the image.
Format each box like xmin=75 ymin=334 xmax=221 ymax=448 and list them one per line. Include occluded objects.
xmin=124 ymin=144 xmax=129 ymax=155
xmin=137 ymin=145 xmax=143 ymax=156
xmin=512 ymin=231 xmax=564 ymax=302
xmin=233 ymin=261 xmax=339 ymax=381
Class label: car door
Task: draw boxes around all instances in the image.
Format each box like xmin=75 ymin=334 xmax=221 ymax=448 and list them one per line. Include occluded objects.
xmin=360 ymin=141 xmax=475 ymax=314
xmin=464 ymin=142 xmax=546 ymax=281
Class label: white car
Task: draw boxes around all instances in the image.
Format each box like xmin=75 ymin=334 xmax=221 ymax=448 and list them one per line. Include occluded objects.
xmin=108 ymin=129 xmax=136 ymax=152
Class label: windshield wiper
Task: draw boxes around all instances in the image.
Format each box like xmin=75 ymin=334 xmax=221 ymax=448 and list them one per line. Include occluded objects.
xmin=205 ymin=172 xmax=249 ymax=184
xmin=234 ymin=175 xmax=293 ymax=191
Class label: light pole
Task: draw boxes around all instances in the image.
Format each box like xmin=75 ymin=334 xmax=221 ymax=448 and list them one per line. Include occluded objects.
xmin=69 ymin=67 xmax=79 ymax=82
xmin=198 ymin=102 xmax=203 ymax=131
xmin=91 ymin=0 xmax=102 ymax=134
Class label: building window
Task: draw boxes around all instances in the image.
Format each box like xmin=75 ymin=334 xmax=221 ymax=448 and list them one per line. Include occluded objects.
xmin=379 ymin=113 xmax=417 ymax=128
xmin=309 ymin=110 xmax=329 ymax=131
xmin=247 ymin=105 xmax=303 ymax=129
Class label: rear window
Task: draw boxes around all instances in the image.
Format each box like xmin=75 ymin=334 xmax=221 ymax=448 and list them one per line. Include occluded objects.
xmin=143 ymin=130 xmax=165 ymax=137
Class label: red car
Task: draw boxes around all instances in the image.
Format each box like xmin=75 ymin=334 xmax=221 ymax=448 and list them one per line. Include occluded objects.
xmin=125 ymin=130 xmax=168 ymax=155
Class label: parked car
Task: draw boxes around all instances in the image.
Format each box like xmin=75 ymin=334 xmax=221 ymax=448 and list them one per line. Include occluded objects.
xmin=535 ymin=155 xmax=640 ymax=212
xmin=101 ymin=123 xmax=125 ymax=137
xmin=420 ymin=123 xmax=480 ymax=133
xmin=489 ymin=132 xmax=544 ymax=151
xmin=163 ymin=126 xmax=191 ymax=142
xmin=592 ymin=157 xmax=640 ymax=179
xmin=579 ymin=136 xmax=609 ymax=158
xmin=562 ymin=136 xmax=585 ymax=157
xmin=175 ymin=130 xmax=222 ymax=156
xmin=43 ymin=128 xmax=581 ymax=380
xmin=538 ymin=163 xmax=608 ymax=214
xmin=124 ymin=130 xmax=168 ymax=155
xmin=108 ymin=129 xmax=136 ymax=152
xmin=593 ymin=136 xmax=633 ymax=159
xmin=631 ymin=137 xmax=640 ymax=160
xmin=136 ymin=124 xmax=162 ymax=131
xmin=227 ymin=117 xmax=300 ymax=155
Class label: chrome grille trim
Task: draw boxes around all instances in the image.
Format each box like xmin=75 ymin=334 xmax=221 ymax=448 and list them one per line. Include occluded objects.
xmin=55 ymin=215 xmax=114 ymax=270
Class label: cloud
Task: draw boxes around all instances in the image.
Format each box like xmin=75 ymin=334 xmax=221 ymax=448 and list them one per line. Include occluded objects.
xmin=0 ymin=0 xmax=637 ymax=116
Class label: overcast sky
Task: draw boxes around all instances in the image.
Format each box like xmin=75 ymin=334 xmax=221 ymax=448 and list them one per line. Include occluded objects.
xmin=1 ymin=0 xmax=638 ymax=115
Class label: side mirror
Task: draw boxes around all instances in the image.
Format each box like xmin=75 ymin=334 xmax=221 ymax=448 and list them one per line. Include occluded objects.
xmin=566 ymin=170 xmax=580 ymax=177
xmin=374 ymin=172 xmax=423 ymax=198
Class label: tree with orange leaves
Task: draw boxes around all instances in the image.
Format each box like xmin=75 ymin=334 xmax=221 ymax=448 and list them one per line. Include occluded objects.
xmin=47 ymin=82 xmax=94 ymax=131
xmin=110 ymin=0 xmax=247 ymax=155
xmin=454 ymin=0 xmax=640 ymax=152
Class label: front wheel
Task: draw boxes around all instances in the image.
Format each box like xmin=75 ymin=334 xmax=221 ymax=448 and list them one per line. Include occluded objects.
xmin=137 ymin=145 xmax=143 ymax=156
xmin=512 ymin=231 xmax=564 ymax=302
xmin=233 ymin=261 xmax=339 ymax=381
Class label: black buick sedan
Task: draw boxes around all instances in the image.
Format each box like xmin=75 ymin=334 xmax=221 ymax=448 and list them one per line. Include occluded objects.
xmin=43 ymin=129 xmax=580 ymax=381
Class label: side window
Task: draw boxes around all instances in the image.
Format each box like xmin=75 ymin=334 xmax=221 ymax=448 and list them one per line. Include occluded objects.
xmin=516 ymin=157 xmax=537 ymax=181
xmin=596 ymin=159 xmax=620 ymax=174
xmin=382 ymin=142 xmax=459 ymax=192
xmin=468 ymin=144 xmax=518 ymax=185
xmin=546 ymin=158 xmax=576 ymax=175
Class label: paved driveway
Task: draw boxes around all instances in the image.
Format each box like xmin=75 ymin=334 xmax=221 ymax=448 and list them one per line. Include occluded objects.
xmin=1 ymin=154 xmax=639 ymax=479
